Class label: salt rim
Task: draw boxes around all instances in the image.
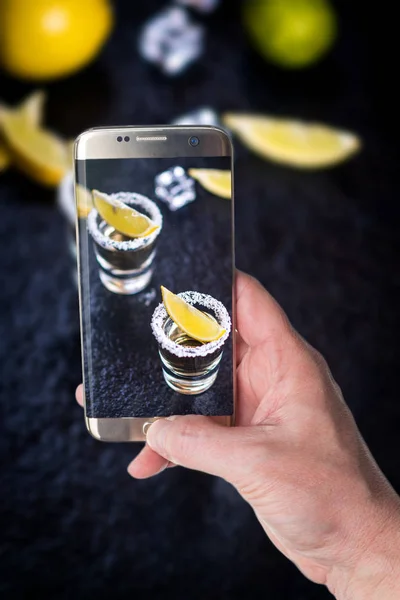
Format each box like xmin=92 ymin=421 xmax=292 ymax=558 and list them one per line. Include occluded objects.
xmin=87 ymin=191 xmax=163 ymax=250
xmin=151 ymin=291 xmax=231 ymax=357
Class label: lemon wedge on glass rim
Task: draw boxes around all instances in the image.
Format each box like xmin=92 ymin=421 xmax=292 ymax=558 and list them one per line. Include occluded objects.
xmin=92 ymin=189 xmax=160 ymax=238
xmin=223 ymin=114 xmax=361 ymax=169
xmin=188 ymin=168 xmax=232 ymax=198
xmin=161 ymin=286 xmax=226 ymax=343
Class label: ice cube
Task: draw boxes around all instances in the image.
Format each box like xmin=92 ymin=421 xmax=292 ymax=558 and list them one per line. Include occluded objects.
xmin=155 ymin=166 xmax=196 ymax=211
xmin=176 ymin=0 xmax=220 ymax=13
xmin=138 ymin=7 xmax=204 ymax=76
xmin=172 ymin=106 xmax=219 ymax=126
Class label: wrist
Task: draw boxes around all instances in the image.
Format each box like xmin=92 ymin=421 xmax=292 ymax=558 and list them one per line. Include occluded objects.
xmin=327 ymin=494 xmax=400 ymax=599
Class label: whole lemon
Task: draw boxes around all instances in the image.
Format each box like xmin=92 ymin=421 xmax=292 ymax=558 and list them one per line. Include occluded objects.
xmin=0 ymin=0 xmax=113 ymax=80
xmin=244 ymin=0 xmax=337 ymax=69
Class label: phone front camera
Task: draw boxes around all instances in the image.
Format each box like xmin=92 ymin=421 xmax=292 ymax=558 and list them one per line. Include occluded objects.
xmin=188 ymin=136 xmax=200 ymax=147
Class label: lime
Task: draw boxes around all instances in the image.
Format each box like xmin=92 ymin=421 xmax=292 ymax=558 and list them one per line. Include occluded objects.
xmin=243 ymin=0 xmax=337 ymax=69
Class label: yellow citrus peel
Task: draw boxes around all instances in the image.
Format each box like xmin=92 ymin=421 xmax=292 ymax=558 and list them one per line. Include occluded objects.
xmin=161 ymin=286 xmax=226 ymax=343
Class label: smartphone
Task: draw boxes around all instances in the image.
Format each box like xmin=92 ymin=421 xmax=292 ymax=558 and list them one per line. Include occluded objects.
xmin=74 ymin=126 xmax=235 ymax=441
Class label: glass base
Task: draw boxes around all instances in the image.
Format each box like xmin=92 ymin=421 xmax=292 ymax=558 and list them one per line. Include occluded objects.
xmin=95 ymin=249 xmax=156 ymax=295
xmin=99 ymin=266 xmax=154 ymax=295
xmin=161 ymin=362 xmax=220 ymax=395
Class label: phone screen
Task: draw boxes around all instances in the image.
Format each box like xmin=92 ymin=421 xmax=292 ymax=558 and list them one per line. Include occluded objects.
xmin=76 ymin=153 xmax=233 ymax=419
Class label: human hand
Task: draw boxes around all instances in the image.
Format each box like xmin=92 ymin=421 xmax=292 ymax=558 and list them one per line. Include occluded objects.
xmin=76 ymin=271 xmax=400 ymax=598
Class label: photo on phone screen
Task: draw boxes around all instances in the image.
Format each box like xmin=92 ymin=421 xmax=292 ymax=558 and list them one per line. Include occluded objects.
xmin=76 ymin=154 xmax=233 ymax=419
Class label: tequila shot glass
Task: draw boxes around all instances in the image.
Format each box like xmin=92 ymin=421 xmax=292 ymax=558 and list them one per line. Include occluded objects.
xmin=151 ymin=291 xmax=231 ymax=395
xmin=87 ymin=192 xmax=163 ymax=295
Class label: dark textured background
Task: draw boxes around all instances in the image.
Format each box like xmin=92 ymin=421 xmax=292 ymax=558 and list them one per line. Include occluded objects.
xmin=79 ymin=156 xmax=233 ymax=418
xmin=1 ymin=0 xmax=399 ymax=598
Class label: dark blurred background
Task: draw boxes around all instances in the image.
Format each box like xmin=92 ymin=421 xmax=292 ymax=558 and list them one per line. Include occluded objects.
xmin=1 ymin=0 xmax=399 ymax=598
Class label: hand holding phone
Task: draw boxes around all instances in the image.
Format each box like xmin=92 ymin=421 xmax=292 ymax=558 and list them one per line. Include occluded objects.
xmin=124 ymin=271 xmax=400 ymax=599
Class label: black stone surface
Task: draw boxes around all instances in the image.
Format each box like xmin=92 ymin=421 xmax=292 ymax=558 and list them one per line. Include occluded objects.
xmin=78 ymin=156 xmax=233 ymax=418
xmin=1 ymin=1 xmax=399 ymax=599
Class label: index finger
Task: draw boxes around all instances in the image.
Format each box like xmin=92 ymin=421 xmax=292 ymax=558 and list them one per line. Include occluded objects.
xmin=75 ymin=384 xmax=84 ymax=407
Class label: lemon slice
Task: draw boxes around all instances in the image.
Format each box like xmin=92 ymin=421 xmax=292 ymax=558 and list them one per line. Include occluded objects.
xmin=0 ymin=111 xmax=69 ymax=186
xmin=0 ymin=90 xmax=47 ymax=173
xmin=0 ymin=90 xmax=46 ymax=126
xmin=76 ymin=184 xmax=93 ymax=218
xmin=188 ymin=169 xmax=231 ymax=199
xmin=17 ymin=90 xmax=46 ymax=126
xmin=161 ymin=286 xmax=226 ymax=343
xmin=223 ymin=114 xmax=361 ymax=169
xmin=0 ymin=143 xmax=10 ymax=172
xmin=92 ymin=189 xmax=160 ymax=238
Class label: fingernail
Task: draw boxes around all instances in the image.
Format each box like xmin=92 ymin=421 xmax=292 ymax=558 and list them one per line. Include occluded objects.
xmin=127 ymin=462 xmax=138 ymax=477
xmin=154 ymin=462 xmax=168 ymax=476
xmin=126 ymin=461 xmax=168 ymax=479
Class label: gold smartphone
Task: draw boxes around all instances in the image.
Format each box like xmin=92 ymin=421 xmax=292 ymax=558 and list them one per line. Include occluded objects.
xmin=74 ymin=126 xmax=235 ymax=441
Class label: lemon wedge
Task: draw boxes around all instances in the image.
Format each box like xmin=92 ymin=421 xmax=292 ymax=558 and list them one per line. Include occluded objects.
xmin=16 ymin=90 xmax=46 ymax=126
xmin=0 ymin=143 xmax=10 ymax=172
xmin=223 ymin=114 xmax=361 ymax=169
xmin=188 ymin=169 xmax=232 ymax=199
xmin=0 ymin=90 xmax=46 ymax=126
xmin=161 ymin=286 xmax=226 ymax=343
xmin=0 ymin=110 xmax=69 ymax=186
xmin=92 ymin=190 xmax=160 ymax=238
xmin=76 ymin=184 xmax=93 ymax=218
xmin=0 ymin=90 xmax=47 ymax=173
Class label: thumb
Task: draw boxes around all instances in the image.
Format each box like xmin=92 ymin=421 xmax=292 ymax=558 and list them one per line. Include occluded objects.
xmin=146 ymin=415 xmax=264 ymax=485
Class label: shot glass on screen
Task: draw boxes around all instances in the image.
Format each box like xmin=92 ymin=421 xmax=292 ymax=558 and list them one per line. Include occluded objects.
xmin=87 ymin=192 xmax=163 ymax=295
xmin=151 ymin=291 xmax=231 ymax=395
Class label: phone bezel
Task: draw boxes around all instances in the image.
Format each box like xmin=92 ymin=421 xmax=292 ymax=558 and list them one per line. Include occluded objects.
xmin=74 ymin=126 xmax=236 ymax=442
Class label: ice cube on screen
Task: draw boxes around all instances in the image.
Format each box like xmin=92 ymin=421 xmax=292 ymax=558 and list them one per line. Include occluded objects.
xmin=155 ymin=166 xmax=196 ymax=211
xmin=138 ymin=7 xmax=204 ymax=76
xmin=177 ymin=0 xmax=220 ymax=13
xmin=172 ymin=107 xmax=219 ymax=126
